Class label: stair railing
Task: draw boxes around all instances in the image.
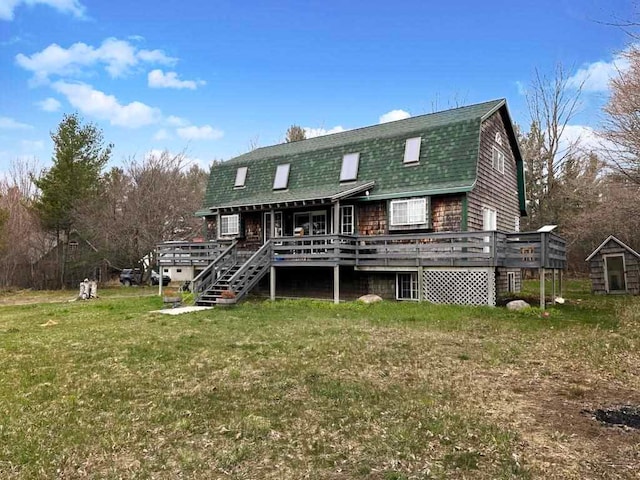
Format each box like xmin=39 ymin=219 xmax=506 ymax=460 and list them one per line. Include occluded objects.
xmin=192 ymin=241 xmax=237 ymax=300
xmin=226 ymin=240 xmax=272 ymax=300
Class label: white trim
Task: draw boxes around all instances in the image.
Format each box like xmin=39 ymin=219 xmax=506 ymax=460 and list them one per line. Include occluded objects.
xmin=273 ymin=163 xmax=290 ymax=190
xmin=390 ymin=198 xmax=427 ymax=226
xmin=340 ymin=153 xmax=360 ymax=182
xmin=492 ymin=146 xmax=505 ymax=173
xmin=396 ymin=272 xmax=419 ymax=301
xmin=603 ymin=253 xmax=627 ymax=293
xmin=586 ymin=235 xmax=640 ymax=261
xmin=220 ymin=214 xmax=239 ymax=236
xmin=234 ymin=166 xmax=248 ymax=187
xmin=340 ymin=205 xmax=355 ymax=235
xmin=403 ymin=137 xmax=421 ymax=164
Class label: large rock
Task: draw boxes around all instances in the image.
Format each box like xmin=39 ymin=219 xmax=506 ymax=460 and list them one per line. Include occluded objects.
xmin=358 ymin=294 xmax=383 ymax=304
xmin=506 ymin=299 xmax=530 ymax=311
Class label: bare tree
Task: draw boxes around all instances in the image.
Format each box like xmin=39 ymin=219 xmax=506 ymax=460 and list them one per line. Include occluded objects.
xmin=520 ymin=65 xmax=584 ymax=229
xmin=602 ymin=46 xmax=640 ymax=183
xmin=0 ymin=158 xmax=48 ymax=288
xmin=78 ymin=151 xmax=209 ymax=271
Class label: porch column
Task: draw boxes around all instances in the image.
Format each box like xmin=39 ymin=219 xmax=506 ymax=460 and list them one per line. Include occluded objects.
xmin=333 ymin=265 xmax=340 ymax=304
xmin=270 ymin=209 xmax=275 ymax=239
xmin=333 ymin=200 xmax=340 ymax=235
xmin=270 ymin=266 xmax=276 ymax=300
xmin=418 ymin=266 xmax=423 ymax=302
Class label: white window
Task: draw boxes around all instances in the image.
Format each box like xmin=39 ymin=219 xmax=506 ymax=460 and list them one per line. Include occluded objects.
xmin=514 ymin=216 xmax=520 ymax=232
xmin=390 ymin=198 xmax=427 ymax=226
xmin=273 ymin=164 xmax=290 ymax=190
xmin=396 ymin=273 xmax=418 ymax=301
xmin=340 ymin=153 xmax=360 ymax=182
xmin=220 ymin=214 xmax=239 ymax=236
xmin=483 ymin=207 xmax=497 ymax=231
xmin=403 ymin=137 xmax=421 ymax=164
xmin=340 ymin=205 xmax=354 ymax=235
xmin=483 ymin=207 xmax=497 ymax=253
xmin=495 ymin=132 xmax=503 ymax=146
xmin=234 ymin=166 xmax=248 ymax=187
xmin=492 ymin=146 xmax=505 ymax=173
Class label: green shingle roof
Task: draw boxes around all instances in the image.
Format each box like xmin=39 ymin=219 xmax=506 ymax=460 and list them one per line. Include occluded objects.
xmin=199 ymin=99 xmax=510 ymax=215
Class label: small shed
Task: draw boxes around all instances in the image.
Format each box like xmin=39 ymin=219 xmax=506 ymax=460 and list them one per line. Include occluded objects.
xmin=586 ymin=236 xmax=640 ymax=295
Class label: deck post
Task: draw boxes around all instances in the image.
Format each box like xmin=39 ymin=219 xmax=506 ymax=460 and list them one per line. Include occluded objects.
xmin=559 ymin=269 xmax=563 ymax=298
xmin=552 ymin=269 xmax=557 ymax=305
xmin=418 ymin=266 xmax=424 ymax=302
xmin=270 ymin=266 xmax=276 ymax=300
xmin=333 ymin=265 xmax=340 ymax=304
xmin=539 ymin=267 xmax=545 ymax=310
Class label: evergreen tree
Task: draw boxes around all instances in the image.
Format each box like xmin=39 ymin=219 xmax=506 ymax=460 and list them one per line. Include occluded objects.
xmin=285 ymin=125 xmax=306 ymax=142
xmin=33 ymin=113 xmax=112 ymax=287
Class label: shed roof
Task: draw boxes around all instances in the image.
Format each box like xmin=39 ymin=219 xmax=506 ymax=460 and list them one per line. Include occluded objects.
xmin=199 ymin=99 xmax=524 ymax=215
xmin=585 ymin=235 xmax=640 ymax=261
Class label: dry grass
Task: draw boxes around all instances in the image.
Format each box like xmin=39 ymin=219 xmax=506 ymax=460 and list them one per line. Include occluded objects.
xmin=0 ymin=281 xmax=638 ymax=479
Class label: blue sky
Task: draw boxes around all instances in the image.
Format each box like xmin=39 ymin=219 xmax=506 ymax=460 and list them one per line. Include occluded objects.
xmin=0 ymin=0 xmax=634 ymax=174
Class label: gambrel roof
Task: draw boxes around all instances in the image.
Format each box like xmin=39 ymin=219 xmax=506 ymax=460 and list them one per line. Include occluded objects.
xmin=198 ymin=99 xmax=525 ymax=215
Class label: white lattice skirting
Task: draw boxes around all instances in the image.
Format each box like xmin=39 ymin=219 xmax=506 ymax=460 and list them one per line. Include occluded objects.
xmin=423 ymin=268 xmax=496 ymax=306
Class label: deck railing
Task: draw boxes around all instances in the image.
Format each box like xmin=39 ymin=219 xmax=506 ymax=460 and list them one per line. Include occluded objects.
xmin=190 ymin=241 xmax=237 ymax=296
xmin=157 ymin=241 xmax=221 ymax=266
xmin=159 ymin=230 xmax=566 ymax=271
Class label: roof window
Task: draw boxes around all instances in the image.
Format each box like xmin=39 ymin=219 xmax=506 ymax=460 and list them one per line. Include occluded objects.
xmin=273 ymin=163 xmax=290 ymax=190
xmin=403 ymin=137 xmax=421 ymax=164
xmin=340 ymin=153 xmax=360 ymax=182
xmin=234 ymin=166 xmax=248 ymax=187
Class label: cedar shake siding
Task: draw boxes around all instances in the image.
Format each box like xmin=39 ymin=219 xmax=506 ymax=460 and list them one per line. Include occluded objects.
xmin=467 ymin=110 xmax=520 ymax=232
xmin=431 ymin=195 xmax=463 ymax=232
xmin=357 ymin=201 xmax=387 ymax=235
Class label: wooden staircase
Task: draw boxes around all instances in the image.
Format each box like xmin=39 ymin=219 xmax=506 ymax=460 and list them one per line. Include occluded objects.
xmin=193 ymin=241 xmax=272 ymax=306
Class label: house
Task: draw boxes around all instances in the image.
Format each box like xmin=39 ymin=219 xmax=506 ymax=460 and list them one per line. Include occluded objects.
xmin=586 ymin=235 xmax=640 ymax=295
xmin=33 ymin=230 xmax=110 ymax=288
xmin=158 ymin=99 xmax=566 ymax=306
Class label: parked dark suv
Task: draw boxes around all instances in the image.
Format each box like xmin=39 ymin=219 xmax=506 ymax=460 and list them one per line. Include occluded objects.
xmin=120 ymin=269 xmax=170 ymax=286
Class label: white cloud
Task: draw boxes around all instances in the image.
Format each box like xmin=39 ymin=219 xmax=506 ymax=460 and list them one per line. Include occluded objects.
xmin=148 ymin=69 xmax=205 ymax=90
xmin=515 ymin=80 xmax=527 ymax=96
xmin=153 ymin=129 xmax=171 ymax=141
xmin=303 ymin=126 xmax=346 ymax=138
xmin=15 ymin=37 xmax=177 ymax=82
xmin=35 ymin=97 xmax=61 ymax=112
xmin=567 ymin=51 xmax=631 ymax=93
xmin=20 ymin=139 xmax=44 ymax=150
xmin=0 ymin=0 xmax=85 ymax=21
xmin=379 ymin=109 xmax=411 ymax=123
xmin=165 ymin=115 xmax=189 ymax=127
xmin=176 ymin=125 xmax=223 ymax=141
xmin=558 ymin=124 xmax=615 ymax=156
xmin=0 ymin=116 xmax=32 ymax=129
xmin=53 ymin=81 xmax=161 ymax=128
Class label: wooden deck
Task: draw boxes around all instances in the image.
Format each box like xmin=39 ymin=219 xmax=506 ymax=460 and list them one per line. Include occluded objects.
xmin=158 ymin=231 xmax=566 ymax=270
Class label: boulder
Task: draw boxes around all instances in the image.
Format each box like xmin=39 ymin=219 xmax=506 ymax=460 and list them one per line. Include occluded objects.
xmin=358 ymin=294 xmax=383 ymax=304
xmin=506 ymin=299 xmax=530 ymax=311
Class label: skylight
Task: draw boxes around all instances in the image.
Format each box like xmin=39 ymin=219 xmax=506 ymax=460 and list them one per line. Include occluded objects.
xmin=340 ymin=153 xmax=360 ymax=182
xmin=234 ymin=166 xmax=248 ymax=187
xmin=403 ymin=137 xmax=421 ymax=164
xmin=273 ymin=163 xmax=290 ymax=190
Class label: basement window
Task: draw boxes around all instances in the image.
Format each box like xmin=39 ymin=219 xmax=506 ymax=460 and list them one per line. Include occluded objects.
xmin=234 ymin=166 xmax=248 ymax=187
xmin=396 ymin=273 xmax=418 ymax=301
xmin=403 ymin=137 xmax=421 ymax=164
xmin=273 ymin=164 xmax=290 ymax=190
xmin=220 ymin=214 xmax=239 ymax=236
xmin=340 ymin=153 xmax=360 ymax=182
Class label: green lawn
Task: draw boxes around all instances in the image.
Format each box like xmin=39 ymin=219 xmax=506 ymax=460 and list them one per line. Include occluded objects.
xmin=0 ymin=283 xmax=638 ymax=479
